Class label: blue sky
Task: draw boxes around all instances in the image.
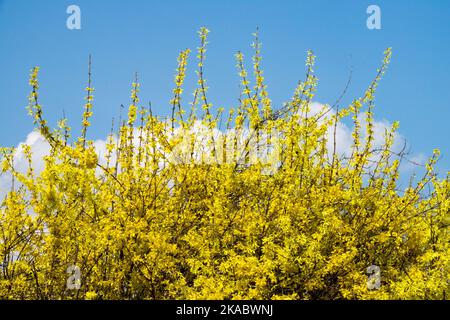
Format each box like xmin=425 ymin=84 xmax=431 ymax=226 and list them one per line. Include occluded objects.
xmin=0 ymin=0 xmax=449 ymax=175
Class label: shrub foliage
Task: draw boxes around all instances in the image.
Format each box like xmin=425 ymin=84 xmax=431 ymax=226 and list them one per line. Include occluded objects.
xmin=0 ymin=28 xmax=449 ymax=299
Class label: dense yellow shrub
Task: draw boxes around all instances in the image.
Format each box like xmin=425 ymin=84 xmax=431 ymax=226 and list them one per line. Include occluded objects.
xmin=0 ymin=28 xmax=449 ymax=300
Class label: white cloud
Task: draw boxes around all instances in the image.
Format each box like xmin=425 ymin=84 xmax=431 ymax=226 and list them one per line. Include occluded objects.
xmin=0 ymin=131 xmax=51 ymax=200
xmin=399 ymin=153 xmax=427 ymax=175
xmin=309 ymin=102 xmax=403 ymax=155
xmin=93 ymin=135 xmax=117 ymax=168
xmin=0 ymin=103 xmax=427 ymax=200
xmin=299 ymin=102 xmax=427 ymax=179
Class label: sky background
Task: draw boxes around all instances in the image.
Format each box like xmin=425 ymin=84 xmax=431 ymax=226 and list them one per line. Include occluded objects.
xmin=0 ymin=0 xmax=449 ymax=176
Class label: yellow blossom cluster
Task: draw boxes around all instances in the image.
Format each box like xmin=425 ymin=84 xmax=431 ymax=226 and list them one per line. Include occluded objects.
xmin=0 ymin=29 xmax=448 ymax=300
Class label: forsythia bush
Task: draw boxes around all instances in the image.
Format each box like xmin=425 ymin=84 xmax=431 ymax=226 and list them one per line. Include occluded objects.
xmin=0 ymin=28 xmax=449 ymax=300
